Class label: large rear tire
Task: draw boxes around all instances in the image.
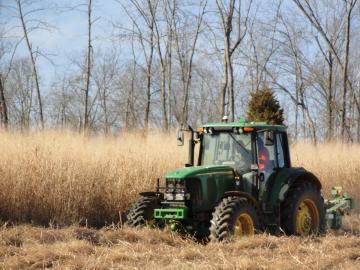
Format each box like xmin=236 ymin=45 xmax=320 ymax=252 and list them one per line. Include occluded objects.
xmin=125 ymin=196 xmax=160 ymax=228
xmin=281 ymin=182 xmax=325 ymax=236
xmin=209 ymin=196 xmax=260 ymax=241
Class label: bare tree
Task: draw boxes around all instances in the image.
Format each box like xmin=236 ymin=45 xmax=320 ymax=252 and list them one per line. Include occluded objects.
xmin=6 ymin=58 xmax=34 ymax=130
xmin=291 ymin=0 xmax=359 ymax=141
xmin=16 ymin=0 xmax=45 ymax=129
xmin=150 ymin=1 xmax=169 ymax=131
xmin=216 ymin=0 xmax=252 ymax=121
xmin=341 ymin=0 xmax=358 ymax=140
xmin=93 ymin=49 xmax=119 ymax=134
xmin=117 ymin=0 xmax=158 ymax=131
xmin=171 ymin=0 xmax=207 ymax=124
xmin=277 ymin=14 xmax=317 ymax=144
xmin=314 ymin=35 xmax=336 ymax=141
xmin=83 ymin=0 xmax=93 ymax=132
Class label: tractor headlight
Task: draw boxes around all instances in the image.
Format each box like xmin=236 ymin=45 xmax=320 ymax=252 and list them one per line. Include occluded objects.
xmin=165 ymin=178 xmax=186 ymax=201
xmin=167 ymin=182 xmax=175 ymax=193
xmin=166 ymin=178 xmax=184 ymax=191
xmin=175 ymin=182 xmax=182 ymax=190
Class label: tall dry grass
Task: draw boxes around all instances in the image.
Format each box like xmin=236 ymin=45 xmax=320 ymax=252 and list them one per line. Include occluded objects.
xmin=0 ymin=131 xmax=186 ymax=226
xmin=0 ymin=131 xmax=359 ymax=227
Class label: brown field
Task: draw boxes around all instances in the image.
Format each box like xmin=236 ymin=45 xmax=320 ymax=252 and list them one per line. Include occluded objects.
xmin=0 ymin=131 xmax=360 ymax=269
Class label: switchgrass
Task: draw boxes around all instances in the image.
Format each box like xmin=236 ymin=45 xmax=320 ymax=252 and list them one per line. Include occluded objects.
xmin=0 ymin=130 xmax=186 ymax=226
xmin=0 ymin=131 xmax=360 ymax=269
xmin=0 ymin=131 xmax=359 ymax=227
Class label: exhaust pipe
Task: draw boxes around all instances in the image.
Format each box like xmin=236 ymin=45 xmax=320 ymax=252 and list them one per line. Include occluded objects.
xmin=187 ymin=126 xmax=194 ymax=167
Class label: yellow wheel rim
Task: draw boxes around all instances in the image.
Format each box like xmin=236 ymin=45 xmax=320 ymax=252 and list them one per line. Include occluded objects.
xmin=234 ymin=213 xmax=255 ymax=236
xmin=296 ymin=198 xmax=319 ymax=236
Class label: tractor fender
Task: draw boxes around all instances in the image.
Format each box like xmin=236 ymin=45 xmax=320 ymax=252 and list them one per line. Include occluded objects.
xmin=220 ymin=191 xmax=260 ymax=209
xmin=264 ymin=168 xmax=322 ymax=204
xmin=279 ymin=169 xmax=322 ymax=202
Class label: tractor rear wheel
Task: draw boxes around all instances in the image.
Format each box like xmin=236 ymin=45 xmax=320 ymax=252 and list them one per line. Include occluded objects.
xmin=125 ymin=196 xmax=160 ymax=228
xmin=209 ymin=196 xmax=260 ymax=241
xmin=281 ymin=182 xmax=325 ymax=236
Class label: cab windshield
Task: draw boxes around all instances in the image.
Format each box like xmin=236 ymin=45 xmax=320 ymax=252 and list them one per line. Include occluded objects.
xmin=200 ymin=132 xmax=252 ymax=173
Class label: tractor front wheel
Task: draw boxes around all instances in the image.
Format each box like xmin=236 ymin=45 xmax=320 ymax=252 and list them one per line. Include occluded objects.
xmin=281 ymin=182 xmax=325 ymax=236
xmin=209 ymin=196 xmax=260 ymax=241
xmin=125 ymin=196 xmax=160 ymax=228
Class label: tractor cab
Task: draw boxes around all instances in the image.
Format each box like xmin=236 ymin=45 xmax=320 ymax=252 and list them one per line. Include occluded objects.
xmin=196 ymin=121 xmax=290 ymax=200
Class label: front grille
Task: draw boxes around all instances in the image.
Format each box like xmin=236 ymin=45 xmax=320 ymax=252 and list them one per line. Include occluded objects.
xmin=186 ymin=178 xmax=202 ymax=208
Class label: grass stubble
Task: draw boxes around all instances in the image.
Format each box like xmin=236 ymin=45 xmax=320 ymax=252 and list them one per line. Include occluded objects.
xmin=0 ymin=131 xmax=359 ymax=269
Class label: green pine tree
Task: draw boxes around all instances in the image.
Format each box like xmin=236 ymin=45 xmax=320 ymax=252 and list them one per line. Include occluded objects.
xmin=247 ymin=87 xmax=284 ymax=125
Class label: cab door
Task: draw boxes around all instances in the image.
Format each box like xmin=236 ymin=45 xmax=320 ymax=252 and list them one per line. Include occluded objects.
xmin=256 ymin=131 xmax=287 ymax=200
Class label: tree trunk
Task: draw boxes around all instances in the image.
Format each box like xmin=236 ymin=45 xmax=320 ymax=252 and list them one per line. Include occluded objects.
xmin=125 ymin=92 xmax=131 ymax=130
xmin=294 ymin=81 xmax=299 ymax=142
xmin=217 ymin=0 xmax=249 ymax=120
xmin=144 ymin=13 xmax=155 ymax=131
xmin=151 ymin=2 xmax=168 ymax=131
xmin=229 ymin=60 xmax=235 ymax=121
xmin=327 ymin=51 xmax=333 ymax=141
xmin=84 ymin=0 xmax=92 ymax=133
xmin=304 ymin=105 xmax=317 ymax=145
xmin=167 ymin=19 xmax=173 ymax=127
xmin=103 ymin=87 xmax=109 ymax=134
xmin=220 ymin=38 xmax=230 ymax=119
xmin=160 ymin=68 xmax=168 ymax=131
xmin=178 ymin=0 xmax=206 ymax=125
xmin=341 ymin=7 xmax=352 ymax=141
xmin=0 ymin=75 xmax=8 ymax=129
xmin=17 ymin=0 xmax=44 ymax=129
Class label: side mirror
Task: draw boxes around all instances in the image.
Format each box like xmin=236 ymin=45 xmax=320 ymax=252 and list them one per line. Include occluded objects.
xmin=264 ymin=131 xmax=274 ymax=146
xmin=177 ymin=130 xmax=184 ymax=146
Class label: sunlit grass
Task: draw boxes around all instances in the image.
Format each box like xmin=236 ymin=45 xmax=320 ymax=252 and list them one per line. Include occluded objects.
xmin=0 ymin=131 xmax=359 ymax=227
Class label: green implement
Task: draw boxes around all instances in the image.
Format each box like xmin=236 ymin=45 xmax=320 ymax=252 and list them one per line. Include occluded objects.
xmin=325 ymin=186 xmax=354 ymax=230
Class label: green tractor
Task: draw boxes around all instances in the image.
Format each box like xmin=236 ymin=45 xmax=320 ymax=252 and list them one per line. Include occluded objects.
xmin=126 ymin=119 xmax=354 ymax=240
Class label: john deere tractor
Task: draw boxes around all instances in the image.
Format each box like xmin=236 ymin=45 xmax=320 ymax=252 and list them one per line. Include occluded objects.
xmin=126 ymin=119 xmax=354 ymax=240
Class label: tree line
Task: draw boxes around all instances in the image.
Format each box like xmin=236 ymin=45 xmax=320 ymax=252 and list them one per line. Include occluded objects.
xmin=0 ymin=0 xmax=360 ymax=143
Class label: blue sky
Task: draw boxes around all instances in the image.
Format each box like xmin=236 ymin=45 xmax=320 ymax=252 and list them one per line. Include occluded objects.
xmin=2 ymin=0 xmax=125 ymax=88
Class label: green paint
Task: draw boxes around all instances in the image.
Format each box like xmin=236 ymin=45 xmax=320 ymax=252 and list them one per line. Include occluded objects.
xmin=165 ymin=165 xmax=234 ymax=179
xmin=154 ymin=207 xmax=188 ymax=219
xmin=170 ymin=223 xmax=177 ymax=231
xmin=263 ymin=167 xmax=308 ymax=204
xmin=325 ymin=186 xmax=354 ymax=229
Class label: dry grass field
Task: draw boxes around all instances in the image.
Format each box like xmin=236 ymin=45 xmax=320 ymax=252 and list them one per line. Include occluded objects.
xmin=0 ymin=224 xmax=360 ymax=270
xmin=0 ymin=131 xmax=359 ymax=269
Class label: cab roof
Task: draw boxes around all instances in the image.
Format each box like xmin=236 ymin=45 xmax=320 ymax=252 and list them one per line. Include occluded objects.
xmin=202 ymin=119 xmax=287 ymax=132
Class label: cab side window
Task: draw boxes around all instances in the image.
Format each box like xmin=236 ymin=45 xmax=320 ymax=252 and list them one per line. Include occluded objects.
xmin=257 ymin=132 xmax=275 ymax=172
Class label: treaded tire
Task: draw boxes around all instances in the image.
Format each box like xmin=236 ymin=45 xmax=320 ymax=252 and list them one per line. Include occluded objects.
xmin=125 ymin=196 xmax=159 ymax=227
xmin=209 ymin=196 xmax=260 ymax=241
xmin=281 ymin=181 xmax=326 ymax=235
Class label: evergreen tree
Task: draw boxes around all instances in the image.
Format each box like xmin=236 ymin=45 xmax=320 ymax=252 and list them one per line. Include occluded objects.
xmin=247 ymin=87 xmax=284 ymax=125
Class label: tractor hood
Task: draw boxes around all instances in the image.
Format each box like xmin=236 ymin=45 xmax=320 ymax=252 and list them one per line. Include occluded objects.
xmin=165 ymin=165 xmax=235 ymax=179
